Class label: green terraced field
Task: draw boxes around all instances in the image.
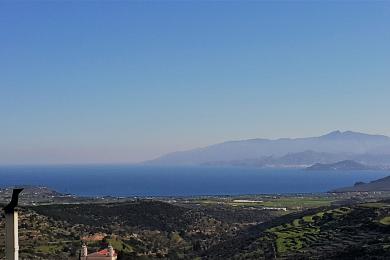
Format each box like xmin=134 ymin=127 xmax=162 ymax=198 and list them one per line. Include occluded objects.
xmin=379 ymin=216 xmax=390 ymax=225
xmin=361 ymin=202 xmax=390 ymax=208
xmin=264 ymin=206 xmax=388 ymax=257
xmin=267 ymin=212 xmax=326 ymax=254
xmin=256 ymin=198 xmax=334 ymax=209
xmin=196 ymin=197 xmax=335 ymax=210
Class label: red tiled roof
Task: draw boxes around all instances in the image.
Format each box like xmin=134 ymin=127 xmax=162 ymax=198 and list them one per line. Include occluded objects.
xmin=98 ymin=249 xmax=108 ymax=255
xmin=87 ymin=249 xmax=117 ymax=257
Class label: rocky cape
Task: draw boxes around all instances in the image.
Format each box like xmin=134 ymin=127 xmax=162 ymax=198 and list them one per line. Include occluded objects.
xmin=306 ymin=160 xmax=377 ymax=171
xmin=332 ymin=175 xmax=390 ymax=192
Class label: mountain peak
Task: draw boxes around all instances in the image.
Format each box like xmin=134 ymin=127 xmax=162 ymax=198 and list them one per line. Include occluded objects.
xmin=146 ymin=131 xmax=390 ymax=166
xmin=322 ymin=130 xmax=342 ymax=137
xmin=320 ymin=130 xmax=385 ymax=139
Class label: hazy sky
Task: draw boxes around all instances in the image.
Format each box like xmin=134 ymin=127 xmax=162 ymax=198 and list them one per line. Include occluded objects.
xmin=1 ymin=1 xmax=390 ymax=164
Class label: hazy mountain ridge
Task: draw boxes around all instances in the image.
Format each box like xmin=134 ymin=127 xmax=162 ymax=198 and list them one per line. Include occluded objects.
xmin=145 ymin=131 xmax=390 ymax=167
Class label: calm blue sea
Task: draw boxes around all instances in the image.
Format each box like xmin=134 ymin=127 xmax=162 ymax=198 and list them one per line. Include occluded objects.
xmin=0 ymin=165 xmax=388 ymax=197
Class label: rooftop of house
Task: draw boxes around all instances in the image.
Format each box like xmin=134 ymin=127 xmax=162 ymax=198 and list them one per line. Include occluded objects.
xmin=87 ymin=249 xmax=117 ymax=257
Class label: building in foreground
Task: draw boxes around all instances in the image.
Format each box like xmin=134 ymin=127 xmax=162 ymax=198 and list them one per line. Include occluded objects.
xmin=80 ymin=244 xmax=117 ymax=260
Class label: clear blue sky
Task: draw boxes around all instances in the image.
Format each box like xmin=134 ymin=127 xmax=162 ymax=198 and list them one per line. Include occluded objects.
xmin=1 ymin=1 xmax=390 ymax=164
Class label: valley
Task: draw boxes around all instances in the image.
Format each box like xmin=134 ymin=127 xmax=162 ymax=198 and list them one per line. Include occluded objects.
xmin=1 ymin=187 xmax=390 ymax=259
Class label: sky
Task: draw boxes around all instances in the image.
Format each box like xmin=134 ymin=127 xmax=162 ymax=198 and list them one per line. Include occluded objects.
xmin=1 ymin=1 xmax=390 ymax=165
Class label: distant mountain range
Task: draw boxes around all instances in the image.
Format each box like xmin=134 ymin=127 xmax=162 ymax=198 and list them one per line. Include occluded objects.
xmin=145 ymin=131 xmax=390 ymax=168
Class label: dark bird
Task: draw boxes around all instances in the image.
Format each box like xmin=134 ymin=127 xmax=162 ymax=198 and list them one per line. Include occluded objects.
xmin=4 ymin=188 xmax=23 ymax=214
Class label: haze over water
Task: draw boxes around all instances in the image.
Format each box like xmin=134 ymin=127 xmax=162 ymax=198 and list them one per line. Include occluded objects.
xmin=0 ymin=165 xmax=388 ymax=197
xmin=1 ymin=2 xmax=390 ymax=165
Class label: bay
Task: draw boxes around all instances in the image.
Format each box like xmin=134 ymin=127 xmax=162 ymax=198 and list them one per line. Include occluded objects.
xmin=0 ymin=165 xmax=388 ymax=197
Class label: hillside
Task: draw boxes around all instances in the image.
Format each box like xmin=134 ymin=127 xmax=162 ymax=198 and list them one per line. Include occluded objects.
xmin=0 ymin=199 xmax=283 ymax=259
xmin=1 ymin=190 xmax=390 ymax=259
xmin=205 ymin=201 xmax=390 ymax=259
xmin=333 ymin=175 xmax=390 ymax=192
xmin=145 ymin=131 xmax=390 ymax=167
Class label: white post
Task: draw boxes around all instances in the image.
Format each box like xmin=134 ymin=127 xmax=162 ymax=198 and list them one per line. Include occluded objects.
xmin=80 ymin=244 xmax=88 ymax=260
xmin=108 ymin=245 xmax=114 ymax=256
xmin=5 ymin=211 xmax=19 ymax=260
xmin=108 ymin=245 xmax=116 ymax=259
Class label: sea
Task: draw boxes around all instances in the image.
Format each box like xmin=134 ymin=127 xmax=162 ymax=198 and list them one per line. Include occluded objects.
xmin=0 ymin=165 xmax=388 ymax=197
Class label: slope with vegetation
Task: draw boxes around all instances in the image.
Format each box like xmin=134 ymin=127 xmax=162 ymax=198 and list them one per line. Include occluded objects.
xmin=205 ymin=201 xmax=390 ymax=259
xmin=1 ymin=192 xmax=390 ymax=259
